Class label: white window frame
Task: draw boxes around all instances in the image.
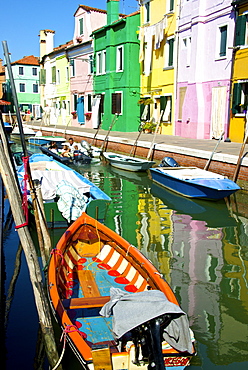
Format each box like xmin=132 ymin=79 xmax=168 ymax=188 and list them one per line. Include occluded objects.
xmin=116 ymin=45 xmax=124 ymax=72
xmin=216 ymin=23 xmax=228 ymax=60
xmin=56 ymin=69 xmax=60 ymax=85
xmin=96 ymin=50 xmax=106 ymax=75
xmin=65 ymin=66 xmax=69 ymax=82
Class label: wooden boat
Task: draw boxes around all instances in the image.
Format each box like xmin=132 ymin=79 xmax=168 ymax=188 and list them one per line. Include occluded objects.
xmin=17 ymin=153 xmax=111 ymax=228
xmin=103 ymin=152 xmax=155 ymax=172
xmin=47 ymin=212 xmax=196 ymax=369
xmin=150 ymin=166 xmax=240 ymax=200
xmin=39 ymin=145 xmax=92 ymax=165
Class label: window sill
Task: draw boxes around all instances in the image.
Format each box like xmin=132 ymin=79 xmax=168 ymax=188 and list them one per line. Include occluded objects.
xmin=215 ymin=56 xmax=227 ymax=61
xmin=163 ymin=66 xmax=174 ymax=71
xmin=235 ymin=113 xmax=246 ymax=117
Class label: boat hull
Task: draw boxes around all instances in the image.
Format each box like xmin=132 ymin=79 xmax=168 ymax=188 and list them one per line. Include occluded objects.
xmin=39 ymin=145 xmax=92 ymax=165
xmin=103 ymin=152 xmax=155 ymax=172
xmin=48 ymin=213 xmax=195 ymax=369
xmin=28 ymin=136 xmax=66 ymax=146
xmin=17 ymin=153 xmax=111 ymax=227
xmin=150 ymin=167 xmax=240 ymax=200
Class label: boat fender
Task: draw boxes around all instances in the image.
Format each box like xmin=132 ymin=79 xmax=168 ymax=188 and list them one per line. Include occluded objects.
xmin=159 ymin=157 xmax=180 ymax=168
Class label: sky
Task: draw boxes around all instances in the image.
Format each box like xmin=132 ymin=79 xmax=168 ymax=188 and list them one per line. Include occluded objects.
xmin=0 ymin=0 xmax=139 ymax=63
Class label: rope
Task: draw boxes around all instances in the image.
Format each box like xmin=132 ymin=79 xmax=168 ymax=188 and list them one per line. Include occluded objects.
xmin=51 ymin=248 xmax=65 ymax=265
xmin=51 ymin=325 xmax=86 ymax=370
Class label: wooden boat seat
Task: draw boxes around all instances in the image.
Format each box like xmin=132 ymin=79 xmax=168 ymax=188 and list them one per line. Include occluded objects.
xmin=62 ymin=296 xmax=110 ymax=309
xmin=78 ymin=269 xmax=101 ymax=297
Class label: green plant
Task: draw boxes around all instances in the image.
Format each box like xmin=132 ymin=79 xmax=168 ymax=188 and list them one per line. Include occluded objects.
xmin=142 ymin=122 xmax=157 ymax=132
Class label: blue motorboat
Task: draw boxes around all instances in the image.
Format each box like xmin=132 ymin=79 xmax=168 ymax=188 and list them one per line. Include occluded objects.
xmin=149 ymin=165 xmax=240 ymax=201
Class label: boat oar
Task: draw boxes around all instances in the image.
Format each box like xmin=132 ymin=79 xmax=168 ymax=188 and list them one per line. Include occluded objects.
xmin=232 ymin=119 xmax=248 ymax=182
xmin=130 ymin=127 xmax=143 ymax=157
xmin=147 ymin=110 xmax=164 ymax=161
xmin=204 ymin=131 xmax=224 ymax=171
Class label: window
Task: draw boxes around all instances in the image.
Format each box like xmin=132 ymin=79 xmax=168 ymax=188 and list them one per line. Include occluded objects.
xmin=116 ymin=45 xmax=124 ymax=72
xmin=56 ymin=69 xmax=60 ymax=84
xmin=79 ymin=18 xmax=84 ymax=35
xmin=140 ymin=98 xmax=151 ymax=121
xmin=144 ymin=1 xmax=150 ymax=24
xmin=19 ymin=66 xmax=24 ymax=75
xmin=235 ymin=14 xmax=248 ymax=46
xmin=182 ymin=36 xmax=191 ymax=67
xmin=32 ymin=67 xmax=37 ymax=76
xmin=165 ymin=37 xmax=174 ymax=68
xmin=96 ymin=50 xmax=106 ymax=75
xmin=33 ymin=84 xmax=38 ymax=93
xmin=89 ymin=55 xmax=94 ymax=74
xmin=19 ymin=83 xmax=25 ymax=92
xmin=112 ymin=92 xmax=122 ymax=114
xmin=87 ymin=94 xmax=92 ymax=112
xmin=52 ymin=66 xmax=56 ymax=83
xmin=70 ymin=59 xmax=75 ymax=77
xmin=66 ymin=66 xmax=69 ymax=81
xmin=160 ymin=95 xmax=172 ymax=122
xmin=100 ymin=94 xmax=105 ymax=114
xmin=73 ymin=94 xmax=78 ymax=112
xmin=168 ymin=0 xmax=174 ymax=12
xmin=218 ymin=25 xmax=228 ymax=57
xmin=232 ymin=82 xmax=248 ymax=115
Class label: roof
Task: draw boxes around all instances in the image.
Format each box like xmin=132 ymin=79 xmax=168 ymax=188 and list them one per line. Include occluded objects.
xmin=11 ymin=55 xmax=39 ymax=66
xmin=74 ymin=5 xmax=107 ymax=16
xmin=53 ymin=40 xmax=73 ymax=52
xmin=92 ymin=10 xmax=140 ymax=35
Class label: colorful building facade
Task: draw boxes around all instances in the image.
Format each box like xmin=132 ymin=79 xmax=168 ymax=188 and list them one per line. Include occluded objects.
xmin=92 ymin=0 xmax=140 ymax=132
xmin=139 ymin=0 xmax=178 ymax=135
xmin=175 ymin=0 xmax=235 ymax=140
xmin=229 ymin=0 xmax=248 ymax=143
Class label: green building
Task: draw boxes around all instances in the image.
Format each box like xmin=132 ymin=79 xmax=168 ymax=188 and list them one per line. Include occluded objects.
xmin=91 ymin=0 xmax=140 ymax=132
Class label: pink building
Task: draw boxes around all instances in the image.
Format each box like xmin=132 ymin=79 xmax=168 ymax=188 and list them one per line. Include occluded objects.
xmin=175 ymin=0 xmax=235 ymax=140
xmin=68 ymin=5 xmax=106 ymax=128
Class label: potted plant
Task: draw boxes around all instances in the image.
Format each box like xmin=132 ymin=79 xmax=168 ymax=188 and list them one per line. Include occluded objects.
xmin=71 ymin=111 xmax=77 ymax=119
xmin=142 ymin=122 xmax=157 ymax=133
xmin=84 ymin=112 xmax=92 ymax=120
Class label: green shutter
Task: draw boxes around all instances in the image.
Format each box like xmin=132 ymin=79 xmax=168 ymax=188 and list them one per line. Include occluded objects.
xmin=52 ymin=66 xmax=56 ymax=83
xmin=220 ymin=26 xmax=227 ymax=57
xmin=160 ymin=96 xmax=166 ymax=112
xmin=232 ymin=83 xmax=242 ymax=114
xmin=79 ymin=18 xmax=84 ymax=35
xmin=168 ymin=39 xmax=174 ymax=66
xmin=88 ymin=94 xmax=92 ymax=111
xmin=39 ymin=69 xmax=46 ymax=85
xmin=235 ymin=15 xmax=246 ymax=46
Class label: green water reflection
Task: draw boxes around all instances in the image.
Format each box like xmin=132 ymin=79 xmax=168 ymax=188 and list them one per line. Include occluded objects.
xmin=78 ymin=162 xmax=248 ymax=369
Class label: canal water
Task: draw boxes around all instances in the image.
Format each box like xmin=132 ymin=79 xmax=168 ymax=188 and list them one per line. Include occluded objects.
xmin=2 ymin=143 xmax=248 ymax=369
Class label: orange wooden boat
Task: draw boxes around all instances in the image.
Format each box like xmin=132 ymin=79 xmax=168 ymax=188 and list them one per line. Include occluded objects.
xmin=47 ymin=213 xmax=196 ymax=369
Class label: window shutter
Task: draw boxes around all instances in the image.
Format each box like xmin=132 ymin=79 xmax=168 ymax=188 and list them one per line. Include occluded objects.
xmin=235 ymin=15 xmax=246 ymax=46
xmin=79 ymin=18 xmax=84 ymax=35
xmin=168 ymin=39 xmax=174 ymax=66
xmin=39 ymin=69 xmax=46 ymax=85
xmin=232 ymin=83 xmax=242 ymax=114
xmin=100 ymin=94 xmax=104 ymax=114
xmin=52 ymin=66 xmax=56 ymax=83
xmin=88 ymin=94 xmax=92 ymax=112
xmin=220 ymin=25 xmax=227 ymax=57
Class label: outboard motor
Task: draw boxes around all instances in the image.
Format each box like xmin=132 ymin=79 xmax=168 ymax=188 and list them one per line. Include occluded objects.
xmin=80 ymin=140 xmax=93 ymax=157
xmin=159 ymin=156 xmax=180 ymax=168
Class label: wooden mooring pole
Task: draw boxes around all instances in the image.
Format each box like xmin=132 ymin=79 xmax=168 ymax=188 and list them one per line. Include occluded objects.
xmin=0 ymin=116 xmax=62 ymax=368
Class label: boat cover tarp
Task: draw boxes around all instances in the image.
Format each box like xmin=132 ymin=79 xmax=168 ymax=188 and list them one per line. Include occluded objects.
xmin=56 ymin=180 xmax=89 ymax=222
xmin=100 ymin=287 xmax=194 ymax=354
xmin=27 ymin=170 xmax=91 ymax=200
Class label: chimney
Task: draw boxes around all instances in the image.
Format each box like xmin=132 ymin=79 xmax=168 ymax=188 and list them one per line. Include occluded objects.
xmin=39 ymin=30 xmax=55 ymax=59
xmin=107 ymin=0 xmax=119 ymax=24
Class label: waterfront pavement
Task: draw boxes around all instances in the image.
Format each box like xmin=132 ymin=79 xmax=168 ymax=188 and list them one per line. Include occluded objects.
xmin=25 ymin=120 xmax=248 ymax=168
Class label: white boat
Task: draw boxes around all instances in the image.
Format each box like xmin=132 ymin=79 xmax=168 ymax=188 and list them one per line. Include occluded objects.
xmin=11 ymin=124 xmax=35 ymax=140
xmin=103 ymin=152 xmax=155 ymax=172
xmin=28 ymin=130 xmax=66 ymax=146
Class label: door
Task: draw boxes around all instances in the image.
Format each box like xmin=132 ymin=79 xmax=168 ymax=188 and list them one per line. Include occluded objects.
xmin=211 ymin=86 xmax=226 ymax=139
xmin=77 ymin=96 xmax=85 ymax=124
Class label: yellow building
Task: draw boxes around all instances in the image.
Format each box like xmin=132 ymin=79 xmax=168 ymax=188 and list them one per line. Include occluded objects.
xmin=229 ymin=1 xmax=248 ymax=143
xmin=139 ymin=0 xmax=178 ymax=135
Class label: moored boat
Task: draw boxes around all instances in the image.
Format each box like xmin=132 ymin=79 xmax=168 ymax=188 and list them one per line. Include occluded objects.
xmin=47 ymin=212 xmax=196 ymax=369
xmin=17 ymin=153 xmax=111 ymax=227
xmin=150 ymin=166 xmax=240 ymax=200
xmin=39 ymin=145 xmax=92 ymax=165
xmin=28 ymin=131 xmax=66 ymax=146
xmin=103 ymin=152 xmax=155 ymax=172
xmin=11 ymin=124 xmax=36 ymax=140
